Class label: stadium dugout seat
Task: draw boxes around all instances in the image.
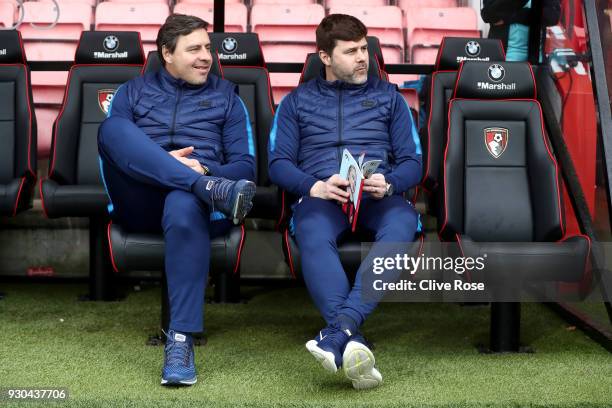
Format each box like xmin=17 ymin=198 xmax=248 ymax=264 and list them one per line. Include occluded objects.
xmin=421 ymin=37 xmax=505 ymax=220
xmin=39 ymin=31 xmax=144 ymax=300
xmin=208 ymin=32 xmax=279 ymax=219
xmin=106 ymin=0 xmax=167 ymax=3
xmin=325 ymin=0 xmax=387 ymax=8
xmin=94 ymin=2 xmax=169 ymax=55
xmin=51 ymin=0 xmax=97 ymax=6
xmin=108 ymin=50 xmax=247 ymax=331
xmin=405 ymin=7 xmax=479 ymax=63
xmin=175 ymin=0 xmax=243 ymax=3
xmin=173 ymin=2 xmax=247 ymax=32
xmin=0 ymin=30 xmax=37 ymax=216
xmin=366 ymin=36 xmax=385 ymax=68
xmin=19 ymin=1 xmax=92 ymax=61
xmin=0 ymin=1 xmax=15 ymax=28
xmin=440 ymin=61 xmax=590 ymax=352
xmin=253 ymin=0 xmax=316 ymax=4
xmin=251 ymin=4 xmax=325 ymax=63
xmin=328 ymin=6 xmax=404 ymax=63
xmin=398 ymin=0 xmax=457 ymax=9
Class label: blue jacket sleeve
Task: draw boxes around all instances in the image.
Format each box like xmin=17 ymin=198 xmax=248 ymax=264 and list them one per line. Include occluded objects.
xmin=268 ymin=94 xmax=319 ymax=197
xmin=206 ymin=94 xmax=256 ymax=181
xmin=385 ymin=92 xmax=423 ymax=194
xmin=107 ymin=83 xmax=134 ymax=121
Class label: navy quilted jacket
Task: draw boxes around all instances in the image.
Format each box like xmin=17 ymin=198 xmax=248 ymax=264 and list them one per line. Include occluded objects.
xmin=268 ymin=73 xmax=422 ymax=197
xmin=107 ymin=67 xmax=255 ymax=182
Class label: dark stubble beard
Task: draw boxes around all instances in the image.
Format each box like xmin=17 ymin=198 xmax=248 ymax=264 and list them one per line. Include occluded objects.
xmin=332 ymin=64 xmax=368 ymax=85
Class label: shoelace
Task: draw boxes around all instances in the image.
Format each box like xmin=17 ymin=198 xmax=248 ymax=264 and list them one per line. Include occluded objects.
xmin=163 ymin=330 xmax=191 ymax=367
xmin=211 ymin=179 xmax=234 ymax=202
xmin=320 ymin=325 xmax=349 ymax=348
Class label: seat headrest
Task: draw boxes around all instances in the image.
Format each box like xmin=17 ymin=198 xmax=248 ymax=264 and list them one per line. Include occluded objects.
xmin=75 ymin=31 xmax=145 ymax=65
xmin=435 ymin=37 xmax=505 ymax=71
xmin=143 ymin=50 xmax=223 ymax=78
xmin=454 ymin=61 xmax=536 ymax=100
xmin=0 ymin=30 xmax=26 ymax=64
xmin=209 ymin=33 xmax=265 ymax=67
xmin=366 ymin=36 xmax=385 ymax=68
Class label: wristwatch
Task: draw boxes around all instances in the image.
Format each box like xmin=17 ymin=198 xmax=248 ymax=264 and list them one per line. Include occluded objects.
xmin=201 ymin=164 xmax=210 ymax=175
xmin=385 ymin=182 xmax=394 ymax=197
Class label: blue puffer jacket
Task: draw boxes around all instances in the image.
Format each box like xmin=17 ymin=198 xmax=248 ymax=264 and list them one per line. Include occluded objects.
xmin=108 ymin=67 xmax=255 ymax=182
xmin=268 ymin=73 xmax=422 ymax=197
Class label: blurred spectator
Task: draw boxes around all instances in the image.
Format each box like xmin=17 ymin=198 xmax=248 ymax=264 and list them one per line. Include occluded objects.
xmin=481 ymin=0 xmax=560 ymax=61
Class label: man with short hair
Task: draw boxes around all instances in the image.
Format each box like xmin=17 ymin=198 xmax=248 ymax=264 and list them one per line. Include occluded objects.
xmin=268 ymin=14 xmax=422 ymax=389
xmin=97 ymin=14 xmax=256 ymax=386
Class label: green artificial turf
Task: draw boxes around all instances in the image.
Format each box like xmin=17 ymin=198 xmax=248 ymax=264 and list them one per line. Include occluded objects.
xmin=0 ymin=283 xmax=610 ymax=408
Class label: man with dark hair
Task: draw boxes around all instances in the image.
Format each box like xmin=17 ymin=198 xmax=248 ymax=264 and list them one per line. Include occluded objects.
xmin=268 ymin=14 xmax=421 ymax=389
xmin=97 ymin=14 xmax=256 ymax=386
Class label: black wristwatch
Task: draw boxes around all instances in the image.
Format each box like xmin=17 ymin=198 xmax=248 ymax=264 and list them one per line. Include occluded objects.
xmin=385 ymin=182 xmax=394 ymax=197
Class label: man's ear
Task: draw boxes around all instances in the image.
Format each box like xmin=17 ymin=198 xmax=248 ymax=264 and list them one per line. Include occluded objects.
xmin=318 ymin=49 xmax=331 ymax=67
xmin=161 ymin=45 xmax=173 ymax=65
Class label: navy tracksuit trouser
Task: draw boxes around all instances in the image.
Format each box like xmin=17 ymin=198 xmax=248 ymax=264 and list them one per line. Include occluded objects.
xmin=292 ymin=195 xmax=419 ymax=328
xmin=98 ymin=116 xmax=231 ymax=333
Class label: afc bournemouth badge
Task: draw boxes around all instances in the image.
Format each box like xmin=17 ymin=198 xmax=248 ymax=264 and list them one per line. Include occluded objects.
xmin=484 ymin=127 xmax=509 ymax=158
xmin=98 ymin=89 xmax=116 ymax=115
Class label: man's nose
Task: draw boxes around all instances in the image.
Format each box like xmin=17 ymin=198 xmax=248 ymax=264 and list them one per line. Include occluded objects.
xmin=199 ymin=48 xmax=212 ymax=62
xmin=356 ymin=49 xmax=367 ymax=62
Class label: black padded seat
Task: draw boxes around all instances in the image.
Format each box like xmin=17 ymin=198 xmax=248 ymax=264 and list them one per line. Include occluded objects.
xmin=441 ymin=61 xmax=590 ymax=351
xmin=41 ymin=31 xmax=144 ymax=218
xmin=420 ymin=37 xmax=506 ymax=220
xmin=0 ymin=30 xmax=37 ymax=216
xmin=39 ymin=31 xmax=144 ymax=300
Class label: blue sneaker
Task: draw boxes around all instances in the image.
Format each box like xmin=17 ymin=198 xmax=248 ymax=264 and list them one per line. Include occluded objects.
xmin=305 ymin=324 xmax=352 ymax=373
xmin=207 ymin=178 xmax=256 ymax=224
xmin=343 ymin=332 xmax=382 ymax=390
xmin=161 ymin=330 xmax=197 ymax=386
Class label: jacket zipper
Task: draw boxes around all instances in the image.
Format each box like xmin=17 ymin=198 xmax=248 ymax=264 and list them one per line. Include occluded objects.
xmin=337 ymin=85 xmax=343 ymax=162
xmin=170 ymin=87 xmax=183 ymax=148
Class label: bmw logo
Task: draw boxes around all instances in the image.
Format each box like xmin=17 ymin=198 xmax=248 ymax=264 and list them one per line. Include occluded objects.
xmin=103 ymin=35 xmax=119 ymax=52
xmin=488 ymin=64 xmax=505 ymax=82
xmin=222 ymin=37 xmax=238 ymax=53
xmin=465 ymin=40 xmax=480 ymax=57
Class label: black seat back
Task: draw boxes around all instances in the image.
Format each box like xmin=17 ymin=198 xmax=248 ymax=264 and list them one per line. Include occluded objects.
xmin=210 ymin=32 xmax=265 ymax=67
xmin=48 ymin=31 xmax=144 ymax=186
xmin=441 ymin=61 xmax=563 ymax=242
xmin=423 ymin=37 xmax=505 ymax=193
xmin=207 ymin=33 xmax=277 ymax=218
xmin=209 ymin=33 xmax=274 ymax=188
xmin=0 ymin=30 xmax=37 ymax=215
xmin=366 ymin=36 xmax=388 ymax=80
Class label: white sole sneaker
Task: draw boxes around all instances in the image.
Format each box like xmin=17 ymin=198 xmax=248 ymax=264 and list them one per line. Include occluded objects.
xmin=305 ymin=340 xmax=338 ymax=373
xmin=342 ymin=340 xmax=383 ymax=390
xmin=161 ymin=376 xmax=197 ymax=386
